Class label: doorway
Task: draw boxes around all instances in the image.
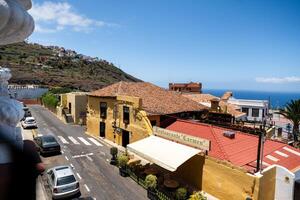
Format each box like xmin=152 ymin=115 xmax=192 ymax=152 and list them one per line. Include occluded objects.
xmin=122 ymin=130 xmax=130 ymax=147
xmin=100 ymin=122 xmax=105 ymax=137
xmin=68 ymin=102 xmax=72 ymax=114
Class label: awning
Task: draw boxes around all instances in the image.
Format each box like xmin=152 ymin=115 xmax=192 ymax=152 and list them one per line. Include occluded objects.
xmin=127 ymin=135 xmax=201 ymax=172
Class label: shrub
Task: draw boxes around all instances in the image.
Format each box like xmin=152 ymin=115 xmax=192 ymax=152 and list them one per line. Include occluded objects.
xmin=176 ymin=187 xmax=187 ymax=200
xmin=117 ymin=154 xmax=129 ymax=168
xmin=42 ymin=92 xmax=59 ymax=108
xmin=188 ymin=191 xmax=207 ymax=200
xmin=110 ymin=147 xmax=118 ymax=157
xmin=145 ymin=174 xmax=157 ymax=189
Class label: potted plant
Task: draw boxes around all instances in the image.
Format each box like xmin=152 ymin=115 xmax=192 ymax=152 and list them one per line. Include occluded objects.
xmin=110 ymin=147 xmax=118 ymax=165
xmin=145 ymin=174 xmax=158 ymax=200
xmin=188 ymin=191 xmax=207 ymax=200
xmin=176 ymin=187 xmax=187 ymax=200
xmin=117 ymin=154 xmax=129 ymax=177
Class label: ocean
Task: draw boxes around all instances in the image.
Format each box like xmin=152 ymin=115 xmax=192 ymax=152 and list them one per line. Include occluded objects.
xmin=203 ymin=89 xmax=300 ymax=109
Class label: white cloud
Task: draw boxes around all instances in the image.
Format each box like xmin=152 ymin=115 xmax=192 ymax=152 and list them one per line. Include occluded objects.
xmin=29 ymin=1 xmax=115 ymax=33
xmin=255 ymin=76 xmax=300 ymax=83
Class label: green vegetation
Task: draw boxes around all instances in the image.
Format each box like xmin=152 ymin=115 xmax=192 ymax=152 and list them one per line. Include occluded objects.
xmin=117 ymin=154 xmax=129 ymax=168
xmin=176 ymin=187 xmax=187 ymax=200
xmin=188 ymin=191 xmax=207 ymax=200
xmin=145 ymin=174 xmax=157 ymax=189
xmin=276 ymin=99 xmax=300 ymax=141
xmin=42 ymin=92 xmax=59 ymax=108
xmin=49 ymin=87 xmax=74 ymax=94
xmin=0 ymin=42 xmax=140 ymax=91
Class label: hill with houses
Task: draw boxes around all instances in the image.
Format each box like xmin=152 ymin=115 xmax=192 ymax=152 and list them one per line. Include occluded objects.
xmin=0 ymin=42 xmax=141 ymax=91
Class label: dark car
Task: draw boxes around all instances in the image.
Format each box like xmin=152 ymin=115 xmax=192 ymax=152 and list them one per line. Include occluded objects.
xmin=34 ymin=135 xmax=61 ymax=155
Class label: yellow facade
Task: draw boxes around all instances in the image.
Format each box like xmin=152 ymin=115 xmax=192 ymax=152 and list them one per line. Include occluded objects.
xmin=174 ymin=155 xmax=276 ymax=200
xmin=57 ymin=92 xmax=87 ymax=124
xmin=86 ymin=95 xmax=153 ymax=146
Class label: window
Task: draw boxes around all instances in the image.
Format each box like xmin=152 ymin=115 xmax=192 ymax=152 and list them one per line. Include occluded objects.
xmin=123 ymin=106 xmax=130 ymax=124
xmin=150 ymin=120 xmax=157 ymax=126
xmin=242 ymin=107 xmax=249 ymax=116
xmin=56 ymin=175 xmax=76 ymax=186
xmin=100 ymin=102 xmax=107 ymax=119
xmin=252 ymin=108 xmax=259 ymax=117
xmin=262 ymin=109 xmax=265 ymax=117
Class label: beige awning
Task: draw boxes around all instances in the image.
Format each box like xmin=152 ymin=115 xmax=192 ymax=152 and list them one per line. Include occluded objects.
xmin=127 ymin=135 xmax=201 ymax=172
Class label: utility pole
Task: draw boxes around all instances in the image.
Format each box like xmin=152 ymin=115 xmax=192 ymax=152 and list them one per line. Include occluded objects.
xmin=256 ymin=125 xmax=265 ymax=173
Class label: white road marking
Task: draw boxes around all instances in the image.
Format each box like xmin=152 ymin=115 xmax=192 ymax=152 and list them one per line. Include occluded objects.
xmin=61 ymin=150 xmax=64 ymax=154
xmin=275 ymin=150 xmax=289 ymax=157
xmin=65 ymin=156 xmax=69 ymax=161
xmin=88 ymin=137 xmax=103 ymax=146
xmin=266 ymin=155 xmax=279 ymax=162
xmin=106 ymin=159 xmax=109 ymax=162
xmin=70 ymin=163 xmax=74 ymax=168
xmin=93 ymin=198 xmax=96 ymax=200
xmin=72 ymin=153 xmax=94 ymax=158
xmin=283 ymin=146 xmax=300 ymax=156
xmin=87 ymin=156 xmax=93 ymax=161
xmin=78 ymin=137 xmax=91 ymax=145
xmin=68 ymin=136 xmax=80 ymax=144
xmin=58 ymin=136 xmax=69 ymax=144
xmin=84 ymin=184 xmax=90 ymax=192
xmin=76 ymin=173 xmax=82 ymax=180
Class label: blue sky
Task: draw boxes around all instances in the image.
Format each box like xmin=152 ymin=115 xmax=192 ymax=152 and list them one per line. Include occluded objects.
xmin=28 ymin=0 xmax=300 ymax=92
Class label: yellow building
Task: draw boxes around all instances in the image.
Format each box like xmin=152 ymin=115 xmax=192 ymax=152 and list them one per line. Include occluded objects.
xmin=86 ymin=81 xmax=207 ymax=147
xmin=57 ymin=92 xmax=88 ymax=124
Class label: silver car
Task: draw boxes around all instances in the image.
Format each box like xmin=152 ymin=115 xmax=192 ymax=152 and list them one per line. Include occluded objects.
xmin=46 ymin=165 xmax=80 ymax=199
xmin=21 ymin=117 xmax=37 ymax=129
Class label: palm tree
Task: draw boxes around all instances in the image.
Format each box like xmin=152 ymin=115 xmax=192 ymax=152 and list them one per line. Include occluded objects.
xmin=276 ymin=99 xmax=300 ymax=141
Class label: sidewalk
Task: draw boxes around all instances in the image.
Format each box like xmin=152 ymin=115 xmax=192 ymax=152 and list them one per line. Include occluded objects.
xmin=20 ymin=126 xmax=48 ymax=200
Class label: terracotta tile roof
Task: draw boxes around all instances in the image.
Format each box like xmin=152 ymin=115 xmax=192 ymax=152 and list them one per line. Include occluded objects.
xmin=166 ymin=119 xmax=300 ymax=173
xmin=183 ymin=94 xmax=246 ymax=118
xmin=89 ymin=81 xmax=208 ymax=115
xmin=183 ymin=93 xmax=218 ymax=103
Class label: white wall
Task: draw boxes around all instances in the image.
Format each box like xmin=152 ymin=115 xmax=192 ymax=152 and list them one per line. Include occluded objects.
xmin=8 ymin=86 xmax=48 ymax=99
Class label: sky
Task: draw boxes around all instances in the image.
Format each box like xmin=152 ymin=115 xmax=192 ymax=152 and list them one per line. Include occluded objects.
xmin=28 ymin=0 xmax=300 ymax=92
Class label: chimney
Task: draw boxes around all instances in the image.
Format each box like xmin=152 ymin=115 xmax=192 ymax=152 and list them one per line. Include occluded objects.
xmin=210 ymin=98 xmax=220 ymax=112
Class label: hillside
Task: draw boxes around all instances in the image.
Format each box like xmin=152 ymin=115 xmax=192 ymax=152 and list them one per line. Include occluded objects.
xmin=0 ymin=42 xmax=141 ymax=91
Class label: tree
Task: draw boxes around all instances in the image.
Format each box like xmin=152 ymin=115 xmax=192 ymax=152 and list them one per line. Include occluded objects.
xmin=276 ymin=99 xmax=300 ymax=141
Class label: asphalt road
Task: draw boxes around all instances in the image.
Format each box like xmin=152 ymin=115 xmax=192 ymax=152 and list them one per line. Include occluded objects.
xmin=29 ymin=105 xmax=147 ymax=200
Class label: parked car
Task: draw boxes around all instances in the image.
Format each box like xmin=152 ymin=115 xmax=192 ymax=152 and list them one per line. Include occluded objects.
xmin=34 ymin=135 xmax=61 ymax=155
xmin=21 ymin=117 xmax=37 ymax=129
xmin=46 ymin=165 xmax=81 ymax=199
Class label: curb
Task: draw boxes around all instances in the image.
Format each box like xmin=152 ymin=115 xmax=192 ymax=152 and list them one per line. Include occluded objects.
xmin=37 ymin=176 xmax=49 ymax=200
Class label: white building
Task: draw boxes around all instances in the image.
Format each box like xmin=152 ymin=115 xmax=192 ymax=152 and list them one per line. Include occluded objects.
xmin=227 ymin=97 xmax=269 ymax=122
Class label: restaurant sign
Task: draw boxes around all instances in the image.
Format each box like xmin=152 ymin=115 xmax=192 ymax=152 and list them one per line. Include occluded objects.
xmin=153 ymin=126 xmax=210 ymax=151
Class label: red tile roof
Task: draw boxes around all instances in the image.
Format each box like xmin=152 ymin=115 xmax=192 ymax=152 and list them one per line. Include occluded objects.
xmin=89 ymin=81 xmax=207 ymax=115
xmin=166 ymin=119 xmax=300 ymax=173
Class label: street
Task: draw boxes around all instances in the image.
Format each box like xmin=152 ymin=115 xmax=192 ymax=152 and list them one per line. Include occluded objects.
xmin=28 ymin=105 xmax=147 ymax=200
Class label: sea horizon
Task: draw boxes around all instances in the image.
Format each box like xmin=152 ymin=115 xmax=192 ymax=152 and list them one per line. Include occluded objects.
xmin=203 ymin=88 xmax=300 ymax=108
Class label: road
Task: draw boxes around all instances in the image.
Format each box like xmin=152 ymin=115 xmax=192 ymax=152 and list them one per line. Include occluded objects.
xmin=29 ymin=105 xmax=147 ymax=200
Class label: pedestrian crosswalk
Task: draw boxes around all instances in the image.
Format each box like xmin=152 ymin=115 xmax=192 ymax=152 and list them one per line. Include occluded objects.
xmin=57 ymin=135 xmax=103 ymax=147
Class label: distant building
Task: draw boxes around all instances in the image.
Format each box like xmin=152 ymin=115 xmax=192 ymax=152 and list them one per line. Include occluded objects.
xmin=57 ymin=92 xmax=88 ymax=125
xmin=222 ymin=92 xmax=269 ymax=122
xmin=183 ymin=93 xmax=247 ymax=120
xmin=169 ymin=82 xmax=202 ymax=93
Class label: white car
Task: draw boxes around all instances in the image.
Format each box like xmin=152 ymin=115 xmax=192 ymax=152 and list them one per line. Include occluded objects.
xmin=46 ymin=165 xmax=81 ymax=199
xmin=21 ymin=117 xmax=37 ymax=129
